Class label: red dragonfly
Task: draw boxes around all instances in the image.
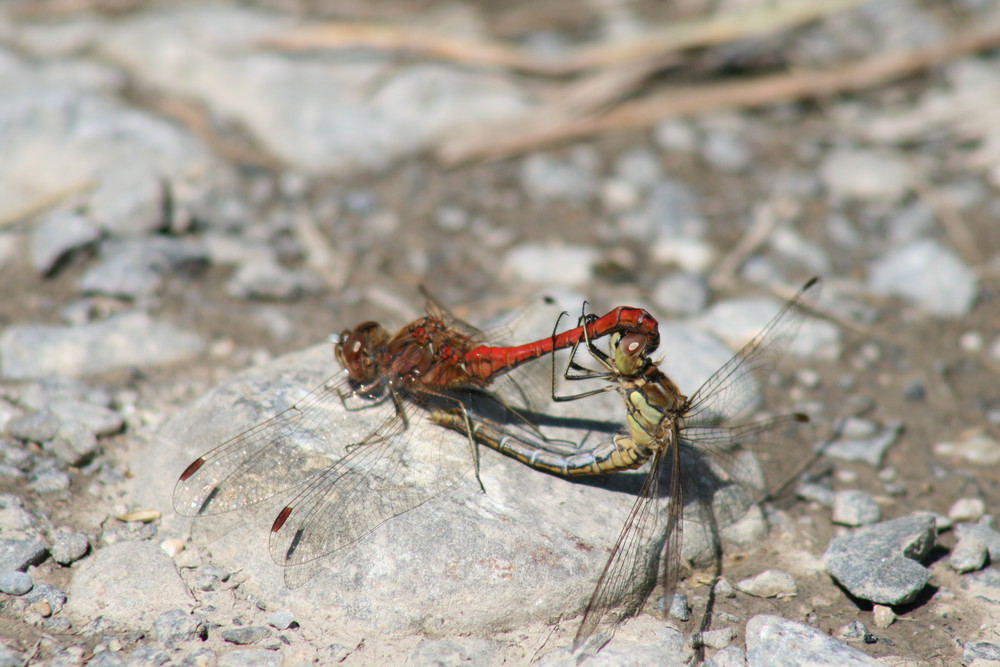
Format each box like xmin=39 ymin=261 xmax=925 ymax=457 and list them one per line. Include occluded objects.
xmin=173 ymin=297 xmax=658 ymax=575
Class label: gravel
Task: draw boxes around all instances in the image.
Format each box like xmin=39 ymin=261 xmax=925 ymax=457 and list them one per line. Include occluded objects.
xmin=868 ymin=239 xmax=978 ymax=318
xmin=153 ymin=609 xmax=207 ymax=648
xmin=823 ymin=513 xmax=936 ymax=605
xmin=735 ymin=570 xmax=798 ymax=598
xmin=745 ymin=615 xmax=881 ymax=666
xmin=0 ymin=570 xmax=33 ymax=595
xmin=832 ymin=489 xmax=881 ymax=527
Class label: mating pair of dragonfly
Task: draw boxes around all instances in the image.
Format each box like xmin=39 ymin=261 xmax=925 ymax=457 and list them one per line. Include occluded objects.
xmin=173 ymin=277 xmax=820 ymax=650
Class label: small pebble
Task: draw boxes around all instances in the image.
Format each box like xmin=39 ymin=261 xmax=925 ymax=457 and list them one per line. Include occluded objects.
xmin=832 ymin=490 xmax=881 ymax=526
xmin=949 ymin=535 xmax=988 ymax=573
xmin=696 ymin=626 xmax=735 ymax=650
xmin=872 ymin=605 xmax=895 ymax=629
xmin=50 ymin=528 xmax=90 ymax=565
xmin=736 ymin=569 xmax=797 ymax=598
xmin=964 ymin=642 xmax=1000 ymax=663
xmin=153 ymin=609 xmax=207 ymax=648
xmin=837 ymin=620 xmax=869 ymax=641
xmin=267 ymin=610 xmax=296 ymax=630
xmin=714 ymin=578 xmax=735 ymax=598
xmin=959 ymin=331 xmax=983 ymax=352
xmin=935 ymin=432 xmax=1000 ymax=466
xmin=902 ymin=378 xmax=925 ymax=402
xmin=949 ymin=498 xmax=986 ymax=523
xmin=796 ymin=369 xmax=821 ymax=389
xmin=0 ymin=570 xmax=33 ymax=595
xmin=222 ymin=626 xmax=273 ymax=645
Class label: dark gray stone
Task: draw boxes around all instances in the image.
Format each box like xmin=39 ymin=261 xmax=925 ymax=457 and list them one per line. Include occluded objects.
xmin=221 ymin=626 xmax=272 ymax=645
xmin=153 ymin=609 xmax=207 ymax=648
xmin=955 ymin=517 xmax=1000 ymax=561
xmin=50 ymin=528 xmax=90 ymax=565
xmin=964 ymin=641 xmax=1000 ymax=662
xmin=0 ymin=539 xmax=48 ymax=572
xmin=23 ymin=582 xmax=67 ymax=614
xmin=0 ymin=570 xmax=32 ymax=595
xmin=823 ymin=513 xmax=935 ymax=605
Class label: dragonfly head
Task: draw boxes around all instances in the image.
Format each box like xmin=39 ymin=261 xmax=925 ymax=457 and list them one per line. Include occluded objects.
xmin=335 ymin=321 xmax=390 ymax=383
xmin=610 ymin=331 xmax=653 ymax=376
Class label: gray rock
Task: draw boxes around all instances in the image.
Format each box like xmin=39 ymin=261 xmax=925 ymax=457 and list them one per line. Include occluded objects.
xmin=0 ymin=570 xmax=32 ymax=595
xmin=78 ymin=237 xmax=208 ymax=299
xmin=65 ymin=541 xmax=195 ymax=630
xmin=0 ymin=539 xmax=48 ymax=572
xmin=695 ymin=296 xmax=841 ymax=363
xmin=645 ymin=179 xmax=706 ymax=238
xmin=736 ymin=569 xmax=797 ymax=598
xmin=50 ymin=420 xmax=99 ymax=465
xmin=179 ymin=648 xmax=217 ymax=667
xmin=702 ymin=130 xmax=751 ymax=172
xmin=154 ymin=609 xmax=207 ymax=648
xmin=704 ymin=646 xmax=746 ymax=667
xmin=48 ymin=400 xmax=123 ymax=438
xmin=614 ymin=148 xmax=663 ymax=190
xmin=823 ymin=513 xmax=935 ymax=605
xmin=868 ymin=239 xmax=978 ymax=318
xmin=669 ymin=593 xmax=690 ymax=621
xmin=221 ymin=626 xmax=272 ymax=645
xmin=745 ymin=615 xmax=880 ymax=666
xmin=29 ymin=469 xmax=72 ymax=494
xmin=225 ymin=255 xmax=323 ymax=301
xmin=0 ymin=644 xmax=28 ymax=667
xmin=769 ymin=226 xmax=832 ymax=276
xmin=217 ymin=649 xmax=281 ymax=667
xmin=124 ymin=646 xmax=172 ymax=666
xmin=651 ymin=272 xmax=710 ymax=316
xmin=961 ymin=568 xmax=1000 ymax=604
xmin=964 ymin=642 xmax=1000 ymax=663
xmin=501 ymin=242 xmax=599 ymax=287
xmin=821 ymin=420 xmax=903 ymax=467
xmin=654 ymin=119 xmax=698 ymax=153
xmin=30 ymin=211 xmax=101 ymax=276
xmin=5 ymin=411 xmax=61 ymax=444
xmin=955 ymin=517 xmax=1000 ymax=561
xmin=23 ymin=582 xmax=67 ymax=614
xmin=99 ymin=6 xmax=528 ymax=175
xmin=819 ymin=148 xmax=910 ymax=202
xmin=832 ymin=490 xmax=881 ymax=526
xmin=520 ymin=153 xmax=597 ymax=203
xmin=886 ymin=201 xmax=935 ymax=244
xmin=798 ymin=482 xmax=836 ymax=508
xmin=138 ymin=341 xmax=737 ymax=640
xmin=409 ymin=638 xmax=498 ymax=666
xmin=0 ymin=51 xmax=226 ymax=236
xmin=266 ymin=610 xmax=295 ymax=630
xmin=949 ymin=498 xmax=986 ymax=523
xmin=837 ymin=620 xmax=869 ymax=641
xmin=696 ymin=627 xmax=735 ymax=650
xmin=50 ymin=528 xmax=90 ymax=565
xmin=935 ymin=432 xmax=1000 ymax=466
xmin=85 ymin=165 xmax=165 ymax=236
xmin=0 ymin=312 xmax=206 ymax=379
xmin=0 ymin=494 xmax=36 ymax=531
xmin=871 ymin=605 xmax=895 ymax=629
xmin=87 ymin=649 xmax=126 ymax=667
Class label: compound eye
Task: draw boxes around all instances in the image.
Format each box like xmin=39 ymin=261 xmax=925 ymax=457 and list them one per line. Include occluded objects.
xmin=619 ymin=332 xmax=647 ymax=357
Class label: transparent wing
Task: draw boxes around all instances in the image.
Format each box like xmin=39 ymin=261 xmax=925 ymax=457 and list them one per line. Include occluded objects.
xmin=685 ymin=278 xmax=820 ymax=427
xmin=268 ymin=389 xmax=474 ymax=568
xmin=574 ymin=446 xmax=679 ymax=651
xmin=172 ymin=373 xmax=399 ymax=517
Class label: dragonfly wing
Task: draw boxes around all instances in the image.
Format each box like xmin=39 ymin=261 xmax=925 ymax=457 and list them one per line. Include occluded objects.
xmin=172 ymin=374 xmax=382 ymax=517
xmin=574 ymin=447 xmax=678 ymax=651
xmin=268 ymin=391 xmax=474 ymax=568
xmin=685 ymin=279 xmax=820 ymax=427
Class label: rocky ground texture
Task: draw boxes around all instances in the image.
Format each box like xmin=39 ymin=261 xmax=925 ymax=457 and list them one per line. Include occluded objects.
xmin=1 ymin=0 xmax=1000 ymax=665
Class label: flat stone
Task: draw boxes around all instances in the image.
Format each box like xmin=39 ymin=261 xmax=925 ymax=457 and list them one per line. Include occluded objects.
xmin=0 ymin=538 xmax=48 ymax=572
xmin=832 ymin=490 xmax=881 ymax=526
xmin=520 ymin=152 xmax=597 ymax=203
xmin=501 ymin=242 xmax=599 ymax=287
xmin=868 ymin=239 xmax=978 ymax=318
xmin=66 ymin=541 xmax=195 ymax=630
xmin=221 ymin=626 xmax=272 ymax=646
xmin=78 ymin=237 xmax=208 ymax=299
xmin=224 ymin=254 xmax=323 ymax=301
xmin=154 ymin=609 xmax=207 ymax=648
xmin=955 ymin=517 xmax=1000 ymax=562
xmin=85 ymin=165 xmax=165 ymax=236
xmin=822 ymin=420 xmax=903 ymax=467
xmin=23 ymin=582 xmax=67 ymax=614
xmin=5 ymin=411 xmax=61 ymax=444
xmin=50 ymin=528 xmax=90 ymax=565
xmin=934 ymin=432 xmax=1000 ymax=466
xmin=736 ymin=570 xmax=797 ymax=598
xmin=746 ymin=615 xmax=881 ymax=666
xmin=0 ymin=312 xmax=206 ymax=379
xmin=964 ymin=642 xmax=1000 ymax=663
xmin=820 ymin=148 xmax=910 ymax=202
xmin=823 ymin=514 xmax=935 ymax=605
xmin=0 ymin=495 xmax=35 ymax=531
xmin=266 ymin=610 xmax=295 ymax=631
xmin=651 ymin=272 xmax=710 ymax=316
xmin=0 ymin=570 xmax=33 ymax=595
xmin=949 ymin=535 xmax=987 ymax=574
xmin=949 ymin=498 xmax=986 ymax=523
xmin=30 ymin=210 xmax=101 ymax=276
xmin=961 ymin=568 xmax=1000 ymax=604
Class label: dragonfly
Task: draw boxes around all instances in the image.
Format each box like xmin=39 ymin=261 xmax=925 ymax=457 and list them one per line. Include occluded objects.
xmin=173 ymin=296 xmax=660 ymax=579
xmin=431 ymin=277 xmax=821 ymax=649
